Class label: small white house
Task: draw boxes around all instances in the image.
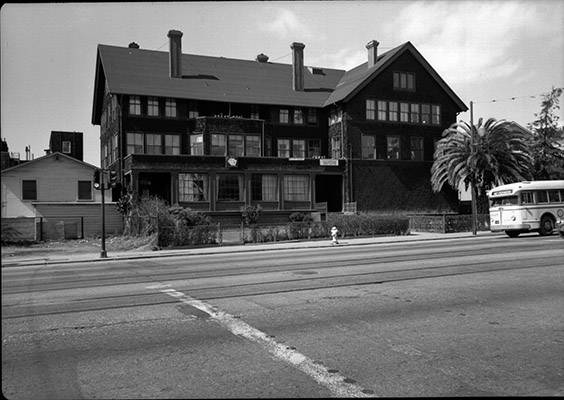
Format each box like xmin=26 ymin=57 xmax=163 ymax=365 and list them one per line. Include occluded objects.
xmin=1 ymin=152 xmax=121 ymax=240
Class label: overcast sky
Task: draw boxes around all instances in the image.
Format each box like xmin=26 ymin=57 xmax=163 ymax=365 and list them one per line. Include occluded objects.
xmin=1 ymin=1 xmax=563 ymax=166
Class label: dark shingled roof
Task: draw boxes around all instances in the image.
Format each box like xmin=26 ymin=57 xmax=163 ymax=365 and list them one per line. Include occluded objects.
xmin=98 ymin=44 xmax=345 ymax=107
xmin=92 ymin=41 xmax=467 ymax=124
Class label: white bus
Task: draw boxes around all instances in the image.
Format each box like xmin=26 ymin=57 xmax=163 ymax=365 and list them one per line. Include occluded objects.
xmin=487 ymin=180 xmax=564 ymax=237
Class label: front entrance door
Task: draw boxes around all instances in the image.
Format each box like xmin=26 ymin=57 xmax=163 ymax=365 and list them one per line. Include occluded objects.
xmin=138 ymin=172 xmax=171 ymax=204
xmin=315 ymin=175 xmax=343 ymax=212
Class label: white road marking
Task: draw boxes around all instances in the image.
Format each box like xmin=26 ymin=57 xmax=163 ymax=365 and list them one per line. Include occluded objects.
xmin=147 ymin=285 xmax=373 ymax=398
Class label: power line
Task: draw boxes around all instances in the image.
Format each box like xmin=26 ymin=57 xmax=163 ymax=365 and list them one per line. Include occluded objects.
xmin=471 ymin=89 xmax=563 ymax=105
xmin=155 ymin=40 xmax=168 ymax=51
xmin=270 ymin=52 xmax=291 ymax=62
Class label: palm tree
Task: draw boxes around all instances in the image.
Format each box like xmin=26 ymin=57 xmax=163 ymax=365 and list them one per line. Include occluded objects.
xmin=431 ymin=117 xmax=534 ymax=210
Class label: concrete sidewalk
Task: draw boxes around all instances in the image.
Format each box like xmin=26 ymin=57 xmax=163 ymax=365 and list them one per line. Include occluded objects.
xmin=1 ymin=231 xmax=501 ymax=267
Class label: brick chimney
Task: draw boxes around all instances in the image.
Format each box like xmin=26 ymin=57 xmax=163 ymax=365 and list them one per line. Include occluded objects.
xmin=366 ymin=40 xmax=379 ymax=68
xmin=291 ymin=42 xmax=305 ymax=91
xmin=168 ymin=30 xmax=183 ymax=78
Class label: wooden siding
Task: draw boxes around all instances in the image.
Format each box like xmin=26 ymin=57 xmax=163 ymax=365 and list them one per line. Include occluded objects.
xmin=34 ymin=203 xmax=123 ymax=237
xmin=1 ymin=155 xmax=111 ymax=218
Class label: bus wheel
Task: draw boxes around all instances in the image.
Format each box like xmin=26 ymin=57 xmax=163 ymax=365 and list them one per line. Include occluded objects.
xmin=539 ymin=215 xmax=555 ymax=236
xmin=505 ymin=230 xmax=521 ymax=238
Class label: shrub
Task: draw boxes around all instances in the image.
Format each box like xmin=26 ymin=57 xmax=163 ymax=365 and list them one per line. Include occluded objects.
xmin=289 ymin=212 xmax=313 ymax=223
xmin=241 ymin=205 xmax=262 ymax=226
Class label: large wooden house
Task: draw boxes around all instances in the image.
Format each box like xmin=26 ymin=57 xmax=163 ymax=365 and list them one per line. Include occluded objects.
xmin=91 ymin=30 xmax=467 ymax=218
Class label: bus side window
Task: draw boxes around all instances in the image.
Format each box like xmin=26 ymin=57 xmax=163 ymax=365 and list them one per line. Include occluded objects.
xmin=535 ymin=190 xmax=549 ymax=203
xmin=521 ymin=191 xmax=534 ymax=204
xmin=548 ymin=190 xmax=561 ymax=203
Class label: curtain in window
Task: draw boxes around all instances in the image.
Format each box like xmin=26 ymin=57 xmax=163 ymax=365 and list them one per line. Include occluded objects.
xmin=284 ymin=175 xmax=309 ymax=201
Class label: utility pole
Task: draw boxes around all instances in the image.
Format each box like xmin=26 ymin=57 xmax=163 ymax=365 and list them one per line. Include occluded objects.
xmin=470 ymin=100 xmax=478 ymax=236
xmin=100 ymin=170 xmax=108 ymax=258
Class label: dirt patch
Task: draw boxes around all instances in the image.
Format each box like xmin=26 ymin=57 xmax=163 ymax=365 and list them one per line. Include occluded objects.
xmin=1 ymin=234 xmax=157 ymax=259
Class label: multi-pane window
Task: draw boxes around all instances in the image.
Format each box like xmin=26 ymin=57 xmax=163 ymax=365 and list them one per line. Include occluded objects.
xmin=250 ymin=105 xmax=260 ymax=119
xmin=217 ymin=174 xmax=243 ymax=201
xmin=432 ymin=105 xmax=441 ymax=125
xmin=283 ymin=175 xmax=309 ymax=201
xmin=400 ymin=103 xmax=409 ymax=122
xmin=393 ymin=72 xmax=415 ymax=90
xmin=264 ymin=136 xmax=273 ymax=157
xmin=251 ymin=174 xmax=278 ymax=201
xmin=366 ymin=99 xmax=376 ymax=120
xmin=377 ymin=101 xmax=387 ymax=121
xmin=245 ymin=135 xmax=261 ymax=157
xmin=22 ymin=180 xmax=37 ymax=200
xmin=211 ymin=134 xmax=226 ymax=156
xmin=165 ymin=135 xmax=181 ymax=155
xmin=410 ymin=104 xmax=420 ymax=124
xmin=387 ymin=135 xmax=401 ymax=160
xmin=308 ymin=139 xmax=321 ymax=158
xmin=190 ymin=134 xmax=204 ymax=155
xmin=362 ymin=135 xmax=376 ymax=159
xmin=294 ymin=109 xmax=304 ymax=124
xmin=147 ymin=97 xmax=159 ymax=116
xmin=178 ymin=173 xmax=208 ymax=202
xmin=188 ymin=101 xmax=199 ymax=119
xmin=228 ymin=135 xmax=244 ymax=157
xmin=102 ymin=143 xmax=109 ymax=168
xmin=165 ymin=98 xmax=176 ymax=118
xmin=112 ymin=134 xmax=118 ymax=162
xmin=388 ymin=102 xmax=398 ymax=122
xmin=421 ymin=104 xmax=431 ymax=124
xmin=126 ymin=132 xmax=144 ymax=154
xmin=78 ymin=180 xmax=92 ymax=200
xmin=331 ymin=136 xmax=341 ymax=159
xmin=307 ymin=108 xmax=317 ymax=124
xmin=292 ymin=139 xmax=306 ymax=158
xmin=277 ymin=139 xmax=290 ymax=158
xmin=129 ymin=96 xmax=141 ymax=115
xmin=146 ymin=134 xmax=162 ymax=155
xmin=279 ymin=109 xmax=289 ymax=124
xmin=410 ymin=137 xmax=424 ymax=161
xmin=62 ymin=141 xmax=71 ymax=154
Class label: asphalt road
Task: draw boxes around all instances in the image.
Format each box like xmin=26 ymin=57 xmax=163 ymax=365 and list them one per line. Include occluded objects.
xmin=2 ymin=234 xmax=564 ymax=398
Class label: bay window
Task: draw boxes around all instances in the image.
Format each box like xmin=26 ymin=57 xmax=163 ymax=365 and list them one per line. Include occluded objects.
xmin=283 ymin=175 xmax=310 ymax=202
xmin=251 ymin=174 xmax=278 ymax=201
xmin=217 ymin=174 xmax=243 ymax=201
xmin=178 ymin=173 xmax=208 ymax=202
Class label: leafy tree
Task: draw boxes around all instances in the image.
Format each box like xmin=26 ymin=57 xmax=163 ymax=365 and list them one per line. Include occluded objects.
xmin=431 ymin=118 xmax=533 ymax=211
xmin=527 ymin=87 xmax=564 ymax=179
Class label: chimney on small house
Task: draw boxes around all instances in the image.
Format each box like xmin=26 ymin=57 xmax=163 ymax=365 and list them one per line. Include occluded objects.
xmin=291 ymin=42 xmax=305 ymax=91
xmin=167 ymin=30 xmax=183 ymax=78
xmin=366 ymin=40 xmax=379 ymax=69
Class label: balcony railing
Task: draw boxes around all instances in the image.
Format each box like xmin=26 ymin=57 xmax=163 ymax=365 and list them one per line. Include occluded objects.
xmin=189 ymin=116 xmax=264 ymax=135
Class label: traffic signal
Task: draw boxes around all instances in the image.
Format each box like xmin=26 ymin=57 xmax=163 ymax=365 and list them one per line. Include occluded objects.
xmin=93 ymin=169 xmax=101 ymax=190
xmin=109 ymin=170 xmax=118 ymax=188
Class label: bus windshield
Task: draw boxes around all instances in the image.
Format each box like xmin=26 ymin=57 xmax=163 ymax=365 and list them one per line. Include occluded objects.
xmin=490 ymin=196 xmax=519 ymax=207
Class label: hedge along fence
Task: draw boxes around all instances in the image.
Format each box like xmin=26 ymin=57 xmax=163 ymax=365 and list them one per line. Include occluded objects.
xmin=408 ymin=213 xmax=490 ymax=233
xmin=241 ymin=214 xmax=410 ymax=244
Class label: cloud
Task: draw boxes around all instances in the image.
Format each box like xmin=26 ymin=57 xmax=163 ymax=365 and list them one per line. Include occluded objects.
xmin=258 ymin=8 xmax=313 ymax=40
xmin=310 ymin=48 xmax=365 ymax=70
xmin=383 ymin=1 xmax=559 ymax=85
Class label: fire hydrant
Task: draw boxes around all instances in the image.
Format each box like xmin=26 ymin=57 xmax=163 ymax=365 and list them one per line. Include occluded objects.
xmin=330 ymin=226 xmax=339 ymax=245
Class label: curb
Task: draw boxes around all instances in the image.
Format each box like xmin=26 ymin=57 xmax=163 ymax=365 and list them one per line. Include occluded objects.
xmin=1 ymin=232 xmax=498 ymax=268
